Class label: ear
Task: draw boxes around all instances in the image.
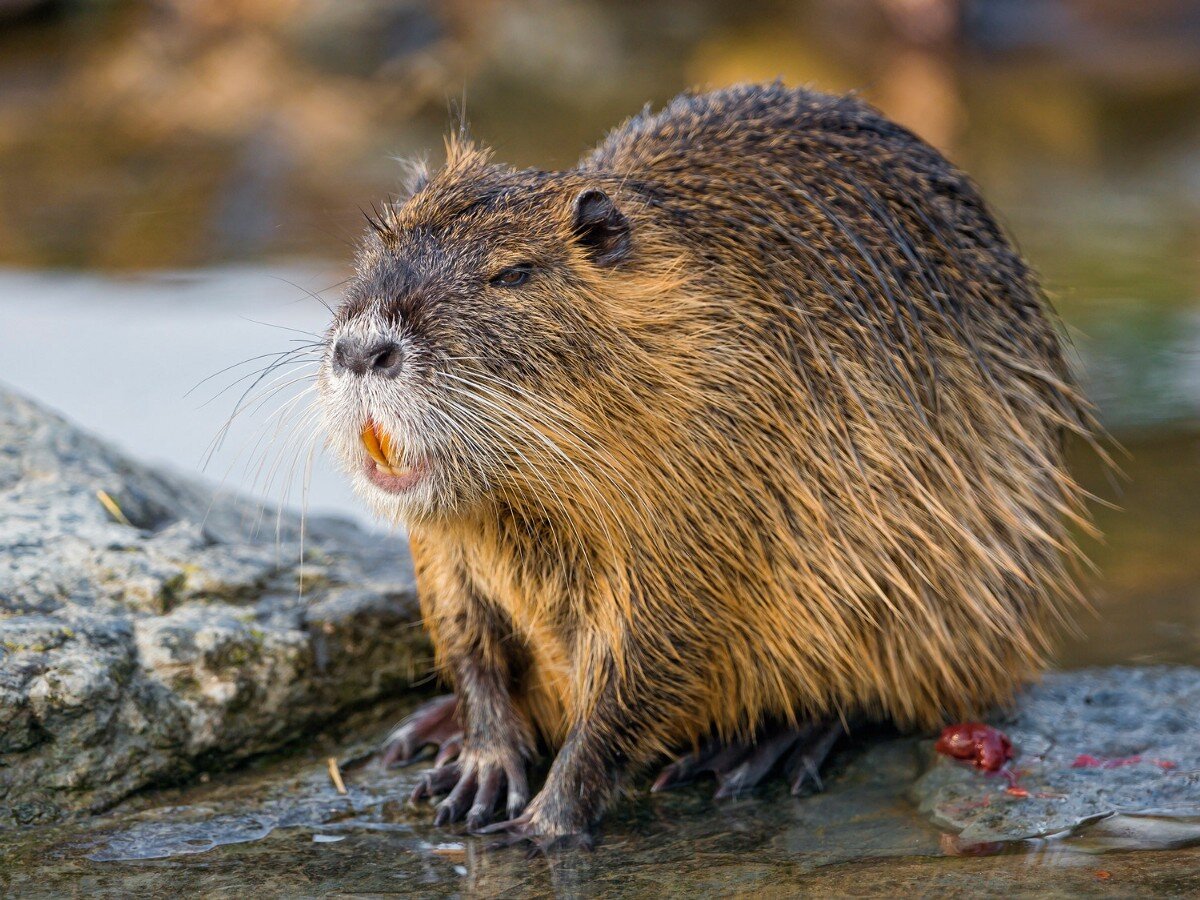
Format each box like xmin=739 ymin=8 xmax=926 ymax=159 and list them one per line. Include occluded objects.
xmin=571 ymin=189 xmax=631 ymax=266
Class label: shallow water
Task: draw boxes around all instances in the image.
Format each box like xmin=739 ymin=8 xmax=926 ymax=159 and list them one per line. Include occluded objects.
xmin=4 ymin=701 xmax=1200 ymax=898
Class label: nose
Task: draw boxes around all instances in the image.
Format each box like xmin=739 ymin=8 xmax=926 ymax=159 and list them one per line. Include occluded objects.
xmin=331 ymin=336 xmax=404 ymax=377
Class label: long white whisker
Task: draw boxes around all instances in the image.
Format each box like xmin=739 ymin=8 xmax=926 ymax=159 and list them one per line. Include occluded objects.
xmin=203 ymin=364 xmax=320 ymax=469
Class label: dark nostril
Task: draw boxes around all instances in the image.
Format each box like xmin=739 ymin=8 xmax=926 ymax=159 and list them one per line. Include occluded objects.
xmin=331 ymin=339 xmax=352 ymax=373
xmin=331 ymin=336 xmax=404 ymax=378
xmin=370 ymin=343 xmax=402 ymax=373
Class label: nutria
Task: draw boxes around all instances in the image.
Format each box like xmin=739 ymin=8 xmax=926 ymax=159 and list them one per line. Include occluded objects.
xmin=317 ymin=83 xmax=1098 ymax=840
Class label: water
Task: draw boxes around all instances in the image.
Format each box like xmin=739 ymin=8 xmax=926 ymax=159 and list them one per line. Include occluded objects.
xmin=3 ymin=699 xmax=1200 ymax=897
xmin=1 ymin=0 xmax=1199 ymax=893
xmin=0 ymin=266 xmax=357 ymax=521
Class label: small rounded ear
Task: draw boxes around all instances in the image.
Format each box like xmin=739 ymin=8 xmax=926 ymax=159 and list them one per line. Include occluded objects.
xmin=571 ymin=188 xmax=631 ymax=266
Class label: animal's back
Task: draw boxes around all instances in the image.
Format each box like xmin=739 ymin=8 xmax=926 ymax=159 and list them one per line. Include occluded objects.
xmin=578 ymin=83 xmax=1095 ymax=730
xmin=586 ymin=82 xmax=1062 ymax=375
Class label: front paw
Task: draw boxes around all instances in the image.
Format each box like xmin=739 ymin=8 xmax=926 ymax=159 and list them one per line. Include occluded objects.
xmin=409 ymin=747 xmax=529 ymax=831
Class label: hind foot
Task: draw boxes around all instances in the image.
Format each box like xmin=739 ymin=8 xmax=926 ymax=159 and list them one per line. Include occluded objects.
xmin=380 ymin=694 xmax=462 ymax=768
xmin=652 ymin=720 xmax=843 ymax=799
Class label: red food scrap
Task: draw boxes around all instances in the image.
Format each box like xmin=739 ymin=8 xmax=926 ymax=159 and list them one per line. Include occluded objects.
xmin=1071 ymin=753 xmax=1176 ymax=771
xmin=1004 ymin=786 xmax=1030 ymax=798
xmin=935 ymin=723 xmax=1014 ymax=772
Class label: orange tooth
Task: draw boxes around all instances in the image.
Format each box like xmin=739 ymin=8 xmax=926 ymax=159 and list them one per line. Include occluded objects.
xmin=377 ymin=426 xmax=394 ymax=464
xmin=361 ymin=420 xmax=389 ymax=466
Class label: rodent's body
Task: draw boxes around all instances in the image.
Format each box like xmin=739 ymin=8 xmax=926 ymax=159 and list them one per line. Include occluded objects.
xmin=321 ymin=84 xmax=1096 ymax=836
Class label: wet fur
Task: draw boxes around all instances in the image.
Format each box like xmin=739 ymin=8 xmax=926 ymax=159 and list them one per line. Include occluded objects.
xmin=319 ymin=83 xmax=1099 ymax=833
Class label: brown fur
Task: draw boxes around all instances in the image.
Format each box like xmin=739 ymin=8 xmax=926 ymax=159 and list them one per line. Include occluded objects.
xmin=320 ymin=83 xmax=1100 ymax=835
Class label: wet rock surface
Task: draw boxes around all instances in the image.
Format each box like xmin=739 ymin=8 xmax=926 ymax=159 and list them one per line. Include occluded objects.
xmin=917 ymin=667 xmax=1200 ymax=848
xmin=0 ymin=386 xmax=424 ymax=826
xmin=3 ymin=667 xmax=1199 ymax=897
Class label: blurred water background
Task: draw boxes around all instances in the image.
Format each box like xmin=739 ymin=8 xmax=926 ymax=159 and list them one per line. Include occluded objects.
xmin=0 ymin=0 xmax=1196 ymax=667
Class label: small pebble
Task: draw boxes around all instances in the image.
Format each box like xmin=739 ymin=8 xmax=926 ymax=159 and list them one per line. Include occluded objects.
xmin=313 ymin=834 xmax=345 ymax=843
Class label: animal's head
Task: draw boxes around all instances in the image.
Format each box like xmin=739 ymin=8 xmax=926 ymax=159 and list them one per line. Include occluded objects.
xmin=318 ymin=140 xmax=690 ymax=526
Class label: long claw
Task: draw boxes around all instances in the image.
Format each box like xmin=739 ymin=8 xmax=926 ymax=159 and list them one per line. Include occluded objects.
xmin=790 ymin=757 xmax=823 ymax=795
xmin=466 ymin=768 xmax=505 ymax=832
xmin=786 ymin=722 xmax=842 ymax=796
xmin=434 ymin=734 xmax=464 ymax=768
xmin=504 ymin=762 xmax=530 ymax=818
xmin=478 ymin=813 xmax=594 ymax=853
xmin=650 ymin=762 xmax=686 ymax=792
xmin=435 ymin=768 xmax=479 ymax=825
xmin=651 ymin=742 xmax=712 ymax=792
xmin=477 ymin=813 xmax=533 ymax=836
xmin=380 ymin=740 xmax=408 ymax=769
xmin=409 ymin=761 xmax=461 ymax=803
xmin=714 ymin=726 xmax=813 ymax=800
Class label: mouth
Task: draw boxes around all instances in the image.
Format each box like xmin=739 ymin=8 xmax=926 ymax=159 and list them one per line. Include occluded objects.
xmin=360 ymin=419 xmax=427 ymax=493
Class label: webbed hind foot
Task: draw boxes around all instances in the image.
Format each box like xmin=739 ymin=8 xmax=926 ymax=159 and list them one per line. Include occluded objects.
xmin=652 ymin=720 xmax=843 ymax=799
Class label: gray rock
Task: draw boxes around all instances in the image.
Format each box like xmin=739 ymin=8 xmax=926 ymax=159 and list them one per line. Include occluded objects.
xmin=915 ymin=666 xmax=1200 ymax=846
xmin=0 ymin=386 xmax=425 ymax=826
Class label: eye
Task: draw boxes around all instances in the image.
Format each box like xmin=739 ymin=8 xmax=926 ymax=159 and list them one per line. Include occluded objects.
xmin=490 ymin=264 xmax=532 ymax=288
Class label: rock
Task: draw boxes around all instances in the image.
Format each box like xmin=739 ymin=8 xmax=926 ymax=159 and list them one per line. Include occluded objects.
xmin=915 ymin=667 xmax=1200 ymax=846
xmin=0 ymin=386 xmax=425 ymax=826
